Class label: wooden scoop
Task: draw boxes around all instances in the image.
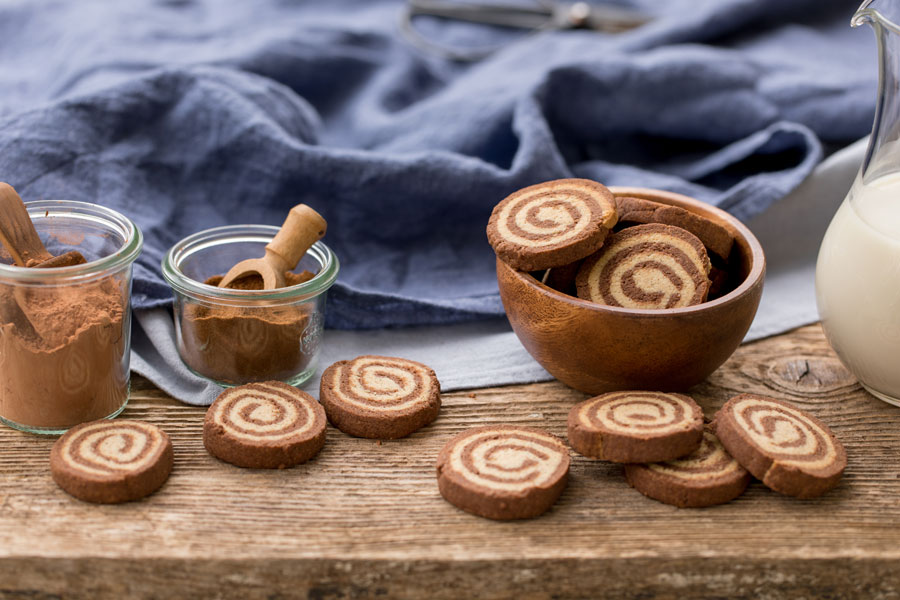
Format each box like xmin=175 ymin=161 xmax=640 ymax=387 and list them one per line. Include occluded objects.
xmin=218 ymin=204 xmax=327 ymax=290
xmin=0 ymin=183 xmax=87 ymax=268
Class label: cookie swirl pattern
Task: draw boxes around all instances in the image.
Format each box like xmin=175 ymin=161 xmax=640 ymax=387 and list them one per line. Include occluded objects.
xmin=568 ymin=391 xmax=704 ymax=463
xmin=436 ymin=426 xmax=570 ymax=520
xmin=729 ymin=398 xmax=837 ymax=469
xmin=581 ymin=391 xmax=696 ymax=436
xmin=487 ymin=179 xmax=617 ymax=271
xmin=713 ymin=394 xmax=847 ymax=498
xmin=57 ymin=421 xmax=168 ymax=477
xmin=208 ymin=381 xmax=320 ymax=443
xmin=624 ymin=428 xmax=751 ymax=507
xmin=204 ymin=381 xmax=327 ymax=469
xmin=320 ymin=355 xmax=441 ymax=439
xmin=648 ymin=429 xmax=741 ymax=479
xmin=576 ymin=223 xmax=711 ymax=309
xmin=51 ymin=420 xmax=173 ymax=504
xmin=336 ymin=356 xmax=434 ymax=412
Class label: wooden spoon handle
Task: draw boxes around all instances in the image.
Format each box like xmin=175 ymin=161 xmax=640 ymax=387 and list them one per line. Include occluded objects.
xmin=0 ymin=183 xmax=52 ymax=267
xmin=265 ymin=204 xmax=327 ymax=271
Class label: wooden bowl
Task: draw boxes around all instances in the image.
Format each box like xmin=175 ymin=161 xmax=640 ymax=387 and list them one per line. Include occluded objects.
xmin=496 ymin=187 xmax=765 ymax=395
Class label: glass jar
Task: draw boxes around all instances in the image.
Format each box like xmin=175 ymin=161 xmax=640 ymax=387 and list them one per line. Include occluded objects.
xmin=162 ymin=225 xmax=339 ymax=387
xmin=0 ymin=200 xmax=143 ymax=434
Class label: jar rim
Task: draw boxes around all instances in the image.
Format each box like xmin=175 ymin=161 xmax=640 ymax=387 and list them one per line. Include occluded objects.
xmin=0 ymin=200 xmax=143 ymax=283
xmin=161 ymin=224 xmax=340 ymax=304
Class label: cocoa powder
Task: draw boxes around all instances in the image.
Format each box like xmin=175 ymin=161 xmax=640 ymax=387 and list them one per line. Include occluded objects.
xmin=178 ymin=271 xmax=316 ymax=385
xmin=0 ymin=275 xmax=127 ymax=429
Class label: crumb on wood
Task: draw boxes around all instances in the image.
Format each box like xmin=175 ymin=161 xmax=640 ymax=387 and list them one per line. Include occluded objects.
xmin=467 ymin=393 xmax=476 ymax=399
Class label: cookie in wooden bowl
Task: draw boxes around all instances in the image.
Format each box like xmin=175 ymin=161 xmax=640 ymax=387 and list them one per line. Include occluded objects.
xmin=614 ymin=196 xmax=734 ymax=262
xmin=487 ymin=178 xmax=617 ymax=271
xmin=575 ymin=223 xmax=712 ymax=310
xmin=495 ymin=186 xmax=765 ymax=394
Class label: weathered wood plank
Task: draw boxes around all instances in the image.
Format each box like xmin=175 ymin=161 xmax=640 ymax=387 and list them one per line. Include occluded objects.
xmin=1 ymin=324 xmax=899 ymax=599
xmin=1 ymin=557 xmax=898 ymax=600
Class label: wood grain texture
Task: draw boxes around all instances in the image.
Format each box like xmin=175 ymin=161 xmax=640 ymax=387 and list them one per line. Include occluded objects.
xmin=2 ymin=324 xmax=899 ymax=599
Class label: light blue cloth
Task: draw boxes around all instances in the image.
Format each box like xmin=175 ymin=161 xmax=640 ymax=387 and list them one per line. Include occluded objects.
xmin=0 ymin=0 xmax=874 ymax=330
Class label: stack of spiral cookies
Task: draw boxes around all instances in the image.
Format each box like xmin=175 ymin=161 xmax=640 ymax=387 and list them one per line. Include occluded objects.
xmin=432 ymin=389 xmax=847 ymax=519
xmin=567 ymin=390 xmax=847 ymax=507
xmin=486 ymin=178 xmax=737 ymax=308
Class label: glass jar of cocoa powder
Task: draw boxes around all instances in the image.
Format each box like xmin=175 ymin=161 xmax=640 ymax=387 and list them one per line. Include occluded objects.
xmin=0 ymin=201 xmax=143 ymax=434
xmin=162 ymin=225 xmax=339 ymax=388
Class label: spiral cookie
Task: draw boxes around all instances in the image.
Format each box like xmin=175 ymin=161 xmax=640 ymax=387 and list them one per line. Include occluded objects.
xmin=50 ymin=420 xmax=174 ymax=504
xmin=487 ymin=178 xmax=618 ymax=271
xmin=624 ymin=427 xmax=751 ymax=507
xmin=575 ymin=223 xmax=711 ymax=309
xmin=568 ymin=391 xmax=704 ymax=463
xmin=204 ymin=381 xmax=327 ymax=469
xmin=320 ymin=355 xmax=441 ymax=439
xmin=713 ymin=394 xmax=846 ymax=498
xmin=436 ymin=426 xmax=570 ymax=520
xmin=614 ymin=196 xmax=735 ymax=261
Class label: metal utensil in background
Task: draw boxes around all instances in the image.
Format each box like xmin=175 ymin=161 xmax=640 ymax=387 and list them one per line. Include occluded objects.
xmin=399 ymin=0 xmax=651 ymax=61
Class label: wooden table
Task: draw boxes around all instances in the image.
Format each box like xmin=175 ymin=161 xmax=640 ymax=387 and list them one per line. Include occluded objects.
xmin=1 ymin=324 xmax=898 ymax=599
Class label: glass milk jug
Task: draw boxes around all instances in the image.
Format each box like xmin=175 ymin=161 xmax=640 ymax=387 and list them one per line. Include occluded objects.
xmin=817 ymin=1 xmax=900 ymax=406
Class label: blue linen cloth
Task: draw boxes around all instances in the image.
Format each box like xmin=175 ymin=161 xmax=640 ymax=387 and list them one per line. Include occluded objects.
xmin=0 ymin=0 xmax=874 ymax=329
